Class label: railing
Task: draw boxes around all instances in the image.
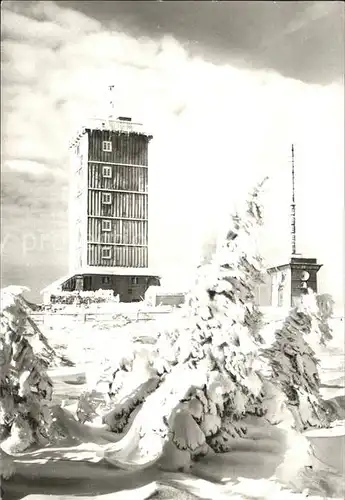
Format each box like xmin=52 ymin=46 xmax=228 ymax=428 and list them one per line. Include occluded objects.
xmin=30 ymin=307 xmax=173 ymax=324
xmin=85 ymin=118 xmax=150 ymax=136
xmin=69 ymin=118 xmax=152 ymax=148
xmin=30 ymin=308 xmax=344 ymax=326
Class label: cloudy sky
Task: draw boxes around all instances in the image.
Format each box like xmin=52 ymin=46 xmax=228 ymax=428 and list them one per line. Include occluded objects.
xmin=1 ymin=0 xmax=344 ymax=304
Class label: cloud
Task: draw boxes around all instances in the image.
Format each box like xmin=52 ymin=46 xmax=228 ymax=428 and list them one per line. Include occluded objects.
xmin=282 ymin=1 xmax=341 ymax=37
xmin=60 ymin=0 xmax=344 ymax=85
xmin=254 ymin=2 xmax=344 ymax=85
xmin=1 ymin=9 xmax=68 ymax=46
xmin=2 ymin=1 xmax=101 ymax=36
xmin=1 ymin=166 xmax=69 ymax=294
xmin=3 ymin=159 xmax=65 ymax=177
xmin=1 ymin=1 xmax=343 ymax=305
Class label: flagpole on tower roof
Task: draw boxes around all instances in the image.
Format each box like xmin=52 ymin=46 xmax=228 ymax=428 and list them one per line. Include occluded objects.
xmin=108 ymin=85 xmax=115 ymax=119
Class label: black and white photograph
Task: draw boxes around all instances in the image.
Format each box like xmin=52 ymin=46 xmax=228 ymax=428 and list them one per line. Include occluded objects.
xmin=1 ymin=1 xmax=344 ymax=499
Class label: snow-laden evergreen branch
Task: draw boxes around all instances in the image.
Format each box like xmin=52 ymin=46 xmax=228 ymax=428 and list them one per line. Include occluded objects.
xmin=0 ymin=285 xmax=73 ymax=478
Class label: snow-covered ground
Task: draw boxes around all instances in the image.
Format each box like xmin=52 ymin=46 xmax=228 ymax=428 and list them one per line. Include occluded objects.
xmin=2 ymin=312 xmax=344 ymax=500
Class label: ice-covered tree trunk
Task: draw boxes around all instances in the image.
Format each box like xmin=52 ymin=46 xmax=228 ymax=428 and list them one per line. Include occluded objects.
xmin=314 ymin=293 xmax=334 ymax=346
xmin=260 ymin=289 xmax=333 ymax=432
xmin=0 ymin=286 xmax=72 ymax=469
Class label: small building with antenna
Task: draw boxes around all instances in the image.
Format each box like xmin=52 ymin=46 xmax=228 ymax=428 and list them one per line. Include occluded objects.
xmin=261 ymin=145 xmax=322 ymax=308
xmin=42 ymin=87 xmax=160 ymax=303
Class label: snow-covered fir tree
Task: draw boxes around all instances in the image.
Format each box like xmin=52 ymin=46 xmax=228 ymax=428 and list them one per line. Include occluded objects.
xmin=0 ymin=286 xmax=72 ymax=474
xmin=78 ymin=177 xmax=332 ymax=473
xmin=261 ymin=293 xmax=330 ymax=432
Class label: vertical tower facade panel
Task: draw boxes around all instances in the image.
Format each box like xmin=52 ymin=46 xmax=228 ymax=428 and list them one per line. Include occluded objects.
xmin=87 ymin=129 xmax=149 ymax=166
xmin=81 ymin=121 xmax=151 ymax=269
xmin=69 ymin=133 xmax=88 ymax=274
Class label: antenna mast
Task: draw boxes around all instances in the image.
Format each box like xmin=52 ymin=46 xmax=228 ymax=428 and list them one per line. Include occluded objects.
xmin=291 ymin=144 xmax=296 ymax=256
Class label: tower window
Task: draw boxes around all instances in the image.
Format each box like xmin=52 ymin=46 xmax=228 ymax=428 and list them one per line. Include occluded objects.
xmin=102 ymin=219 xmax=112 ymax=231
xmin=102 ymin=192 xmax=112 ymax=204
xmin=131 ymin=277 xmax=138 ymax=285
xmin=102 ymin=276 xmax=111 ymax=284
xmin=102 ymin=166 xmax=112 ymax=178
xmin=102 ymin=247 xmax=112 ymax=259
xmin=102 ymin=141 xmax=112 ymax=152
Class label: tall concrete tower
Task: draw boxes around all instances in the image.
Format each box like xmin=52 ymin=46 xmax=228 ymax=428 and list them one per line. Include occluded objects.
xmin=66 ymin=112 xmax=160 ymax=302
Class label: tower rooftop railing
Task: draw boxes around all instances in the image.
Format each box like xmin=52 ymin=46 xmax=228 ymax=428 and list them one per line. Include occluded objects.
xmin=69 ymin=117 xmax=152 ymax=148
xmin=85 ymin=117 xmax=151 ymax=136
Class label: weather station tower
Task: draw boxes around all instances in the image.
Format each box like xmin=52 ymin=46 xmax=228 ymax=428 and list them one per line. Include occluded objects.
xmin=267 ymin=145 xmax=322 ymax=307
xmin=64 ymin=86 xmax=160 ymax=302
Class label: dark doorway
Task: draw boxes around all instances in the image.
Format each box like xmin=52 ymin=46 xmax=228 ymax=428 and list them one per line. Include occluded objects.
xmin=84 ymin=276 xmax=92 ymax=291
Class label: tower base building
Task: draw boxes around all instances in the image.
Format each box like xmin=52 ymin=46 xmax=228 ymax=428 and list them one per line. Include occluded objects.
xmin=62 ymin=270 xmax=160 ymax=303
xmin=267 ymin=256 xmax=322 ymax=308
